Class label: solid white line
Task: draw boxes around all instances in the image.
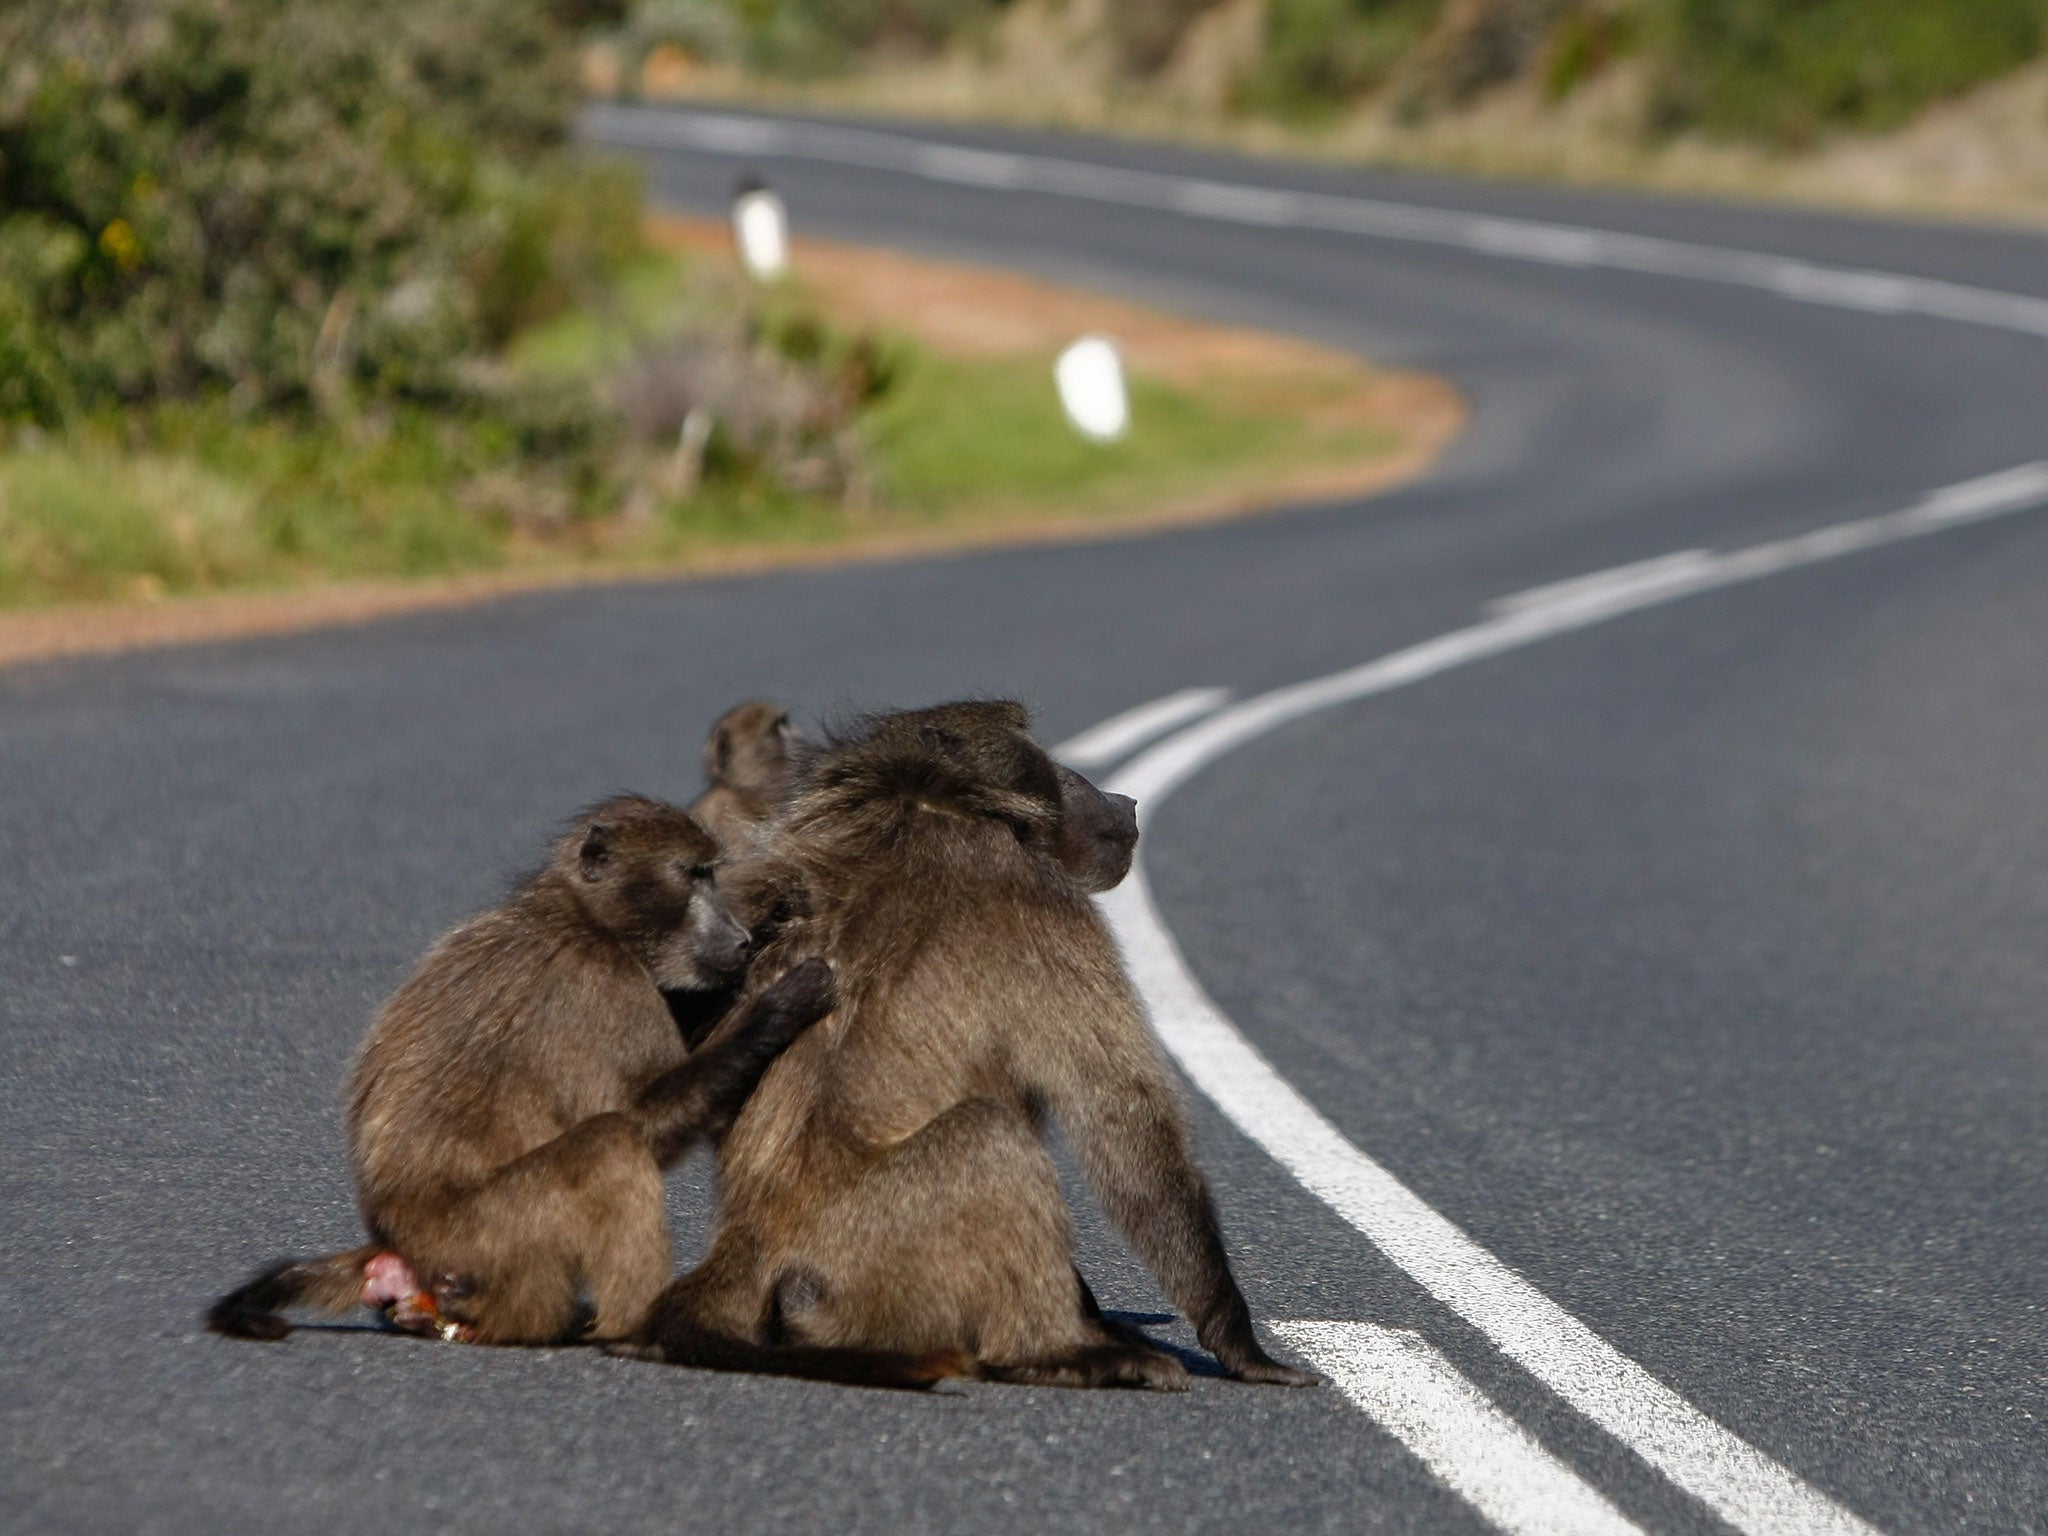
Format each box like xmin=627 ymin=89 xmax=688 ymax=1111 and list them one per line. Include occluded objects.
xmin=1052 ymin=687 xmax=1232 ymax=769
xmin=585 ymin=104 xmax=2048 ymax=340
xmin=1104 ymin=868 xmax=1878 ymax=1536
xmin=1093 ymin=462 xmax=2048 ymax=1536
xmin=1273 ymin=1322 xmax=1647 ymax=1536
xmin=1107 ymin=461 xmax=2048 ymax=820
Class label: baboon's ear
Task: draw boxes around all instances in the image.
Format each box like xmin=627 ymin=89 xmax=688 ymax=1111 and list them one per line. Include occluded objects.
xmin=579 ymin=824 xmax=612 ymax=881
xmin=711 ymin=725 xmax=733 ymax=778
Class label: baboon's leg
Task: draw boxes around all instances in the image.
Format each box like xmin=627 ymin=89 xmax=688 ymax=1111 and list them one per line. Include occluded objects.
xmin=432 ymin=1112 xmax=670 ymax=1345
xmin=979 ymin=1342 xmax=1189 ymax=1391
xmin=763 ymin=1098 xmax=1076 ymax=1360
xmin=630 ymin=1227 xmax=766 ymax=1345
xmin=617 ymin=1234 xmax=965 ymax=1388
xmin=780 ymin=1099 xmax=1182 ymax=1389
xmin=1037 ymin=999 xmax=1315 ymax=1386
xmin=1072 ymin=1264 xmax=1161 ymax=1353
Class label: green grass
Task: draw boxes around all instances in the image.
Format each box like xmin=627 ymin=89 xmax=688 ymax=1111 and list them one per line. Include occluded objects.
xmin=0 ymin=408 xmax=535 ymax=605
xmin=868 ymin=352 xmax=1378 ymax=521
xmin=0 ymin=448 xmax=266 ymax=604
xmin=0 ymin=248 xmax=1410 ymax=610
xmin=506 ymin=249 xmax=728 ymax=375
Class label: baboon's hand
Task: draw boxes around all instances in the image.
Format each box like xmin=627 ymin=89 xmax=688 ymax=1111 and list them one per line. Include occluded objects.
xmin=1218 ymin=1342 xmax=1318 ymax=1387
xmin=758 ymin=957 xmax=836 ymax=1043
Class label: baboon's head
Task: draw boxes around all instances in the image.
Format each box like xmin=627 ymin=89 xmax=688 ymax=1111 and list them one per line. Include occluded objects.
xmin=816 ymin=701 xmax=1139 ymax=892
xmin=559 ymin=796 xmax=751 ymax=990
xmin=703 ymin=700 xmax=806 ymax=798
xmin=1051 ymin=762 xmax=1139 ymax=893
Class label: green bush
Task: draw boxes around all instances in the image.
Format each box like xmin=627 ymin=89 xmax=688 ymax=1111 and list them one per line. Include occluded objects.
xmin=0 ymin=0 xmax=641 ymax=427
xmin=696 ymin=0 xmax=1015 ymax=75
xmin=1109 ymin=0 xmax=1230 ymax=75
xmin=1649 ymin=0 xmax=2048 ymax=142
xmin=1234 ymin=0 xmax=1442 ymax=120
xmin=1541 ymin=1 xmax=1639 ymax=101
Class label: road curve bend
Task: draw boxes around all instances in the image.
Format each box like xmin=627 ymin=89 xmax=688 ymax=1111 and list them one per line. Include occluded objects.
xmin=3 ymin=104 xmax=2045 ymax=1536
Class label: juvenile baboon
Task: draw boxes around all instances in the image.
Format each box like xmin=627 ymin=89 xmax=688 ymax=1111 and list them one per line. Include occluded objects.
xmin=667 ymin=700 xmax=814 ymax=1051
xmin=689 ymin=699 xmax=810 ymax=854
xmin=618 ymin=703 xmax=1313 ymax=1391
xmin=209 ymin=796 xmax=834 ymax=1347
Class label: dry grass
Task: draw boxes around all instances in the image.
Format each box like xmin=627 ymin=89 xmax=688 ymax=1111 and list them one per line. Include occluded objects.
xmin=613 ymin=11 xmax=2048 ymax=230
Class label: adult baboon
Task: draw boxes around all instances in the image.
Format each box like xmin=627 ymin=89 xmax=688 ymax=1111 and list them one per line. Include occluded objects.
xmin=618 ymin=703 xmax=1313 ymax=1390
xmin=209 ymin=796 xmax=834 ymax=1347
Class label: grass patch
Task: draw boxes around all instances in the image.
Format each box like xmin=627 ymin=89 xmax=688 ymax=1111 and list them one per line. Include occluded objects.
xmin=0 ymin=244 xmax=1420 ymax=613
xmin=869 ymin=352 xmax=1391 ymax=523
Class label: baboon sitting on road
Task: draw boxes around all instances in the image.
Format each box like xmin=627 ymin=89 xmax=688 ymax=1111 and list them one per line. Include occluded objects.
xmin=209 ymin=796 xmax=833 ymax=1346
xmin=618 ymin=703 xmax=1313 ymax=1390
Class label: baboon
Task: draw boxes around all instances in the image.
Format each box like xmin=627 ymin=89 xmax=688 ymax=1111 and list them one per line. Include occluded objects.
xmin=689 ymin=699 xmax=810 ymax=855
xmin=208 ymin=795 xmax=835 ymax=1348
xmin=617 ymin=702 xmax=1314 ymax=1391
xmin=667 ymin=700 xmax=814 ymax=1052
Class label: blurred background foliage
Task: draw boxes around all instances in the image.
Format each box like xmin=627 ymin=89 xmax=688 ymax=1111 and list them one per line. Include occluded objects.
xmin=608 ymin=0 xmax=2048 ymax=145
xmin=5 ymin=0 xmax=2041 ymax=607
xmin=0 ymin=0 xmax=897 ymax=600
xmin=1651 ymin=0 xmax=2048 ymax=141
xmin=0 ymin=0 xmax=634 ymax=424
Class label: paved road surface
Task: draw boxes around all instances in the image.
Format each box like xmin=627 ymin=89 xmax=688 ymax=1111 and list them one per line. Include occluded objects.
xmin=5 ymin=106 xmax=2045 ymax=1534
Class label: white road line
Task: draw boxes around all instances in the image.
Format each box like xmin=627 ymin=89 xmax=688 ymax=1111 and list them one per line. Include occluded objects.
xmin=1106 ymin=461 xmax=2048 ymax=822
xmin=1052 ymin=687 xmax=1232 ymax=769
xmin=1487 ymin=550 xmax=1716 ymax=617
xmin=1273 ymin=1323 xmax=1647 ymax=1536
xmin=586 ymin=104 xmax=2048 ymax=341
xmin=1105 ymin=867 xmax=1877 ymax=1536
xmin=1092 ymin=463 xmax=2048 ymax=1536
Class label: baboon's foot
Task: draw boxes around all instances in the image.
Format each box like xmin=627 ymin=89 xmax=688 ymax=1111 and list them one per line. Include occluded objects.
xmin=1225 ymin=1356 xmax=1318 ymax=1387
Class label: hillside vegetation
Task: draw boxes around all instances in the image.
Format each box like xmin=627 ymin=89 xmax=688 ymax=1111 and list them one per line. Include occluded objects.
xmin=599 ymin=0 xmax=2048 ymax=217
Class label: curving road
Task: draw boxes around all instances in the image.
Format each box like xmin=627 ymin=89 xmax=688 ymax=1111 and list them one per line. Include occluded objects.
xmin=5 ymin=105 xmax=2046 ymax=1535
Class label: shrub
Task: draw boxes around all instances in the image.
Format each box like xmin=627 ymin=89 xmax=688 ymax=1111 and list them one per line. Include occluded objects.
xmin=1109 ymin=0 xmax=1230 ymax=76
xmin=645 ymin=0 xmax=1010 ymax=75
xmin=0 ymin=0 xmax=641 ymax=427
xmin=1235 ymin=0 xmax=1442 ymax=120
xmin=1648 ymin=0 xmax=2048 ymax=143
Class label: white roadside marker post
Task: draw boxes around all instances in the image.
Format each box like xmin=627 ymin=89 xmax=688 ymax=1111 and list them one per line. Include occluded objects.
xmin=1054 ymin=334 xmax=1130 ymax=443
xmin=730 ymin=176 xmax=790 ymax=282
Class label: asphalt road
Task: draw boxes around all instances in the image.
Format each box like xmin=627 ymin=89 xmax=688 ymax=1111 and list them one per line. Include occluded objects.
xmin=5 ymin=106 xmax=2046 ymax=1535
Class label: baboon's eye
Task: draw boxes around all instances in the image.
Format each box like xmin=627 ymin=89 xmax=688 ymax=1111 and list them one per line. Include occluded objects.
xmin=688 ymin=864 xmax=717 ymax=881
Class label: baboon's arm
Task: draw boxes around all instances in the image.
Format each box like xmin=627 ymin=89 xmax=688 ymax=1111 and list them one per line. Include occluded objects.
xmin=632 ymin=958 xmax=834 ymax=1166
xmin=1039 ymin=1007 xmax=1313 ymax=1386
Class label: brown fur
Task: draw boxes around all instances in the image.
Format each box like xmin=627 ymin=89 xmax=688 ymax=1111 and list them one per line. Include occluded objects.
xmin=209 ymin=796 xmax=834 ymax=1347
xmin=689 ymin=700 xmax=811 ymax=855
xmin=621 ymin=703 xmax=1314 ymax=1390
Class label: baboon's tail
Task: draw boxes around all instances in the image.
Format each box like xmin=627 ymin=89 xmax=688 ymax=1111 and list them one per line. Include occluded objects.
xmin=608 ymin=1322 xmax=968 ymax=1391
xmin=207 ymin=1245 xmax=380 ymax=1340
